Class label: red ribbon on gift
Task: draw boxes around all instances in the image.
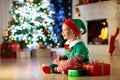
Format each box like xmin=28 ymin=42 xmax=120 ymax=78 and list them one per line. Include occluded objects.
xmin=91 ymin=60 xmax=104 ymax=75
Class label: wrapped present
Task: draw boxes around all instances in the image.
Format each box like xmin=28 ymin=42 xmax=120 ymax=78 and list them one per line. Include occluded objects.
xmin=0 ymin=54 xmax=7 ymax=59
xmin=8 ymin=52 xmax=16 ymax=58
xmin=0 ymin=51 xmax=9 ymax=58
xmin=11 ymin=44 xmax=20 ymax=52
xmin=0 ymin=51 xmax=16 ymax=59
xmin=0 ymin=44 xmax=6 ymax=52
xmin=16 ymin=50 xmax=31 ymax=58
xmin=0 ymin=43 xmax=20 ymax=52
xmin=68 ymin=69 xmax=87 ymax=77
xmin=8 ymin=44 xmax=20 ymax=52
xmin=8 ymin=44 xmax=13 ymax=52
xmin=51 ymin=51 xmax=57 ymax=60
xmin=82 ymin=61 xmax=110 ymax=76
xmin=68 ymin=70 xmax=79 ymax=77
xmin=31 ymin=48 xmax=51 ymax=58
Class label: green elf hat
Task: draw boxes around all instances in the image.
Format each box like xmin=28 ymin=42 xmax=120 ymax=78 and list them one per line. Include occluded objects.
xmin=71 ymin=19 xmax=87 ymax=35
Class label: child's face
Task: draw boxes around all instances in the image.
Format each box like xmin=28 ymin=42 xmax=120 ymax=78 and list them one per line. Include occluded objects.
xmin=61 ymin=23 xmax=74 ymax=40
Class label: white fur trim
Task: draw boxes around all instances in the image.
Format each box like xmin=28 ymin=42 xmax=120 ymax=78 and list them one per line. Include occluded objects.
xmin=65 ymin=38 xmax=83 ymax=48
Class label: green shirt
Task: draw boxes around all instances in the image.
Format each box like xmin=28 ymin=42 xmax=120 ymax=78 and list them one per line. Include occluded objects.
xmin=64 ymin=41 xmax=89 ymax=63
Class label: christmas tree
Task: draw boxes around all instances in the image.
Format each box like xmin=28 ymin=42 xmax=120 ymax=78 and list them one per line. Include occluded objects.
xmin=4 ymin=0 xmax=60 ymax=49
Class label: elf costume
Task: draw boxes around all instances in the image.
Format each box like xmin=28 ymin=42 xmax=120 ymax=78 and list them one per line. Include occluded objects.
xmin=71 ymin=19 xmax=87 ymax=35
xmin=42 ymin=18 xmax=89 ymax=74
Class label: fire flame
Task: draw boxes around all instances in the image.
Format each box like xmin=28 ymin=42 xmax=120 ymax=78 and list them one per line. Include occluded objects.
xmin=99 ymin=27 xmax=108 ymax=40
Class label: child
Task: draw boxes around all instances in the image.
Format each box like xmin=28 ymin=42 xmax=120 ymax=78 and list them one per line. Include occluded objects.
xmin=42 ymin=18 xmax=89 ymax=74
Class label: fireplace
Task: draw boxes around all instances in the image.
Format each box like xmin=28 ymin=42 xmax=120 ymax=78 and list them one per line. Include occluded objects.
xmin=87 ymin=19 xmax=108 ymax=45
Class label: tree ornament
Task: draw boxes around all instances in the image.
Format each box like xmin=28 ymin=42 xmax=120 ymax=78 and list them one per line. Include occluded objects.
xmin=43 ymin=30 xmax=48 ymax=35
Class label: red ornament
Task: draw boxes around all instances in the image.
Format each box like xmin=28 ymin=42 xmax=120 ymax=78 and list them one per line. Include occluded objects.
xmin=43 ymin=30 xmax=48 ymax=35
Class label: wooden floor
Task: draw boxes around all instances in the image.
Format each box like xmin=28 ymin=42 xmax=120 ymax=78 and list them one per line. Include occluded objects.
xmin=0 ymin=54 xmax=120 ymax=80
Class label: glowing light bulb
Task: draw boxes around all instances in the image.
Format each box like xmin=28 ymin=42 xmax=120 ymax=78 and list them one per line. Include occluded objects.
xmin=7 ymin=28 xmax=10 ymax=31
xmin=25 ymin=40 xmax=28 ymax=43
xmin=16 ymin=5 xmax=18 ymax=8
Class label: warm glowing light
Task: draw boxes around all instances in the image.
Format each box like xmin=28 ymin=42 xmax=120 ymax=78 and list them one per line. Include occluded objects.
xmin=13 ymin=38 xmax=16 ymax=40
xmin=7 ymin=28 xmax=10 ymax=31
xmin=16 ymin=20 xmax=19 ymax=23
xmin=56 ymin=46 xmax=59 ymax=48
xmin=6 ymin=34 xmax=8 ymax=36
xmin=10 ymin=11 xmax=13 ymax=14
xmin=25 ymin=40 xmax=28 ymax=43
xmin=31 ymin=3 xmax=34 ymax=6
xmin=99 ymin=27 xmax=108 ymax=40
xmin=47 ymin=34 xmax=50 ymax=36
xmin=11 ymin=38 xmax=14 ymax=40
xmin=43 ymin=10 xmax=47 ymax=13
xmin=54 ymin=33 xmax=56 ymax=36
xmin=75 ymin=8 xmax=80 ymax=17
xmin=57 ymin=43 xmax=60 ymax=46
xmin=5 ymin=37 xmax=8 ymax=40
xmin=12 ymin=25 xmax=15 ymax=27
xmin=29 ymin=42 xmax=31 ymax=44
xmin=5 ymin=31 xmax=8 ymax=36
xmin=43 ymin=39 xmax=46 ymax=42
xmin=34 ymin=4 xmax=37 ymax=6
xmin=16 ymin=5 xmax=18 ymax=8
xmin=102 ymin=22 xmax=106 ymax=25
xmin=38 ymin=3 xmax=41 ymax=5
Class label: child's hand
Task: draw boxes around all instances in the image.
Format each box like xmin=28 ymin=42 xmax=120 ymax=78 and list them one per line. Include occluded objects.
xmin=53 ymin=57 xmax=60 ymax=65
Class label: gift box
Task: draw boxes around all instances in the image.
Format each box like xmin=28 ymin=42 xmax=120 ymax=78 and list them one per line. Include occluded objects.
xmin=68 ymin=69 xmax=87 ymax=77
xmin=0 ymin=44 xmax=6 ymax=52
xmin=31 ymin=48 xmax=51 ymax=58
xmin=0 ymin=51 xmax=16 ymax=59
xmin=16 ymin=50 xmax=31 ymax=58
xmin=8 ymin=44 xmax=20 ymax=52
xmin=0 ymin=54 xmax=7 ymax=59
xmin=51 ymin=51 xmax=57 ymax=60
xmin=0 ymin=51 xmax=9 ymax=58
xmin=82 ymin=61 xmax=110 ymax=76
xmin=8 ymin=44 xmax=13 ymax=52
xmin=8 ymin=52 xmax=16 ymax=58
xmin=11 ymin=44 xmax=20 ymax=52
xmin=68 ymin=70 xmax=80 ymax=77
